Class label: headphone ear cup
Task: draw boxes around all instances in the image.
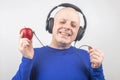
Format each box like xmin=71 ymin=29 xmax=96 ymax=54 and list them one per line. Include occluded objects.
xmin=75 ymin=26 xmax=85 ymax=41
xmin=46 ymin=18 xmax=54 ymax=33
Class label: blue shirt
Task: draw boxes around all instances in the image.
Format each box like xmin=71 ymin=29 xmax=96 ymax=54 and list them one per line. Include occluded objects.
xmin=12 ymin=46 xmax=105 ymax=80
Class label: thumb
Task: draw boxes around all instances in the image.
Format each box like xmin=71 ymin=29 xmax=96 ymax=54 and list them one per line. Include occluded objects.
xmin=88 ymin=46 xmax=92 ymax=50
xmin=20 ymin=31 xmax=24 ymax=38
xmin=88 ymin=46 xmax=93 ymax=53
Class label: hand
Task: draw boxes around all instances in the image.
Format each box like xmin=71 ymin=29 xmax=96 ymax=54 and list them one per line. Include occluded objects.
xmin=19 ymin=32 xmax=34 ymax=59
xmin=88 ymin=47 xmax=104 ymax=68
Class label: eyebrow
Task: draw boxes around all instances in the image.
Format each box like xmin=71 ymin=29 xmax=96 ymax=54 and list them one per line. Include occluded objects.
xmin=60 ymin=18 xmax=78 ymax=23
xmin=71 ymin=21 xmax=77 ymax=24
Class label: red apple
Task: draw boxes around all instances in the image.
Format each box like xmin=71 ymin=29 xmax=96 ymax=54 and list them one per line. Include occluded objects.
xmin=20 ymin=27 xmax=33 ymax=40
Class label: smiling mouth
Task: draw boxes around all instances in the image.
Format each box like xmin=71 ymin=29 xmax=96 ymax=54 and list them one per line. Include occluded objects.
xmin=59 ymin=31 xmax=71 ymax=36
xmin=58 ymin=30 xmax=72 ymax=38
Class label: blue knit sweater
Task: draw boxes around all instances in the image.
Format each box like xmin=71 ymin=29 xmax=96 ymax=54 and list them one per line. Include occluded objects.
xmin=12 ymin=46 xmax=105 ymax=80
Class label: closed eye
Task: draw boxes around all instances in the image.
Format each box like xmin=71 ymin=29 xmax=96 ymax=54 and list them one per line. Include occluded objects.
xmin=71 ymin=22 xmax=77 ymax=28
xmin=59 ymin=20 xmax=66 ymax=24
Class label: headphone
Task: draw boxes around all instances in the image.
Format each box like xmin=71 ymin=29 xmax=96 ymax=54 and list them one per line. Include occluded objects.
xmin=46 ymin=3 xmax=87 ymax=41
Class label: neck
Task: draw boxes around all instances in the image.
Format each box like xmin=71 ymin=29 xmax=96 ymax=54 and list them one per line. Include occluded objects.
xmin=49 ymin=41 xmax=71 ymax=50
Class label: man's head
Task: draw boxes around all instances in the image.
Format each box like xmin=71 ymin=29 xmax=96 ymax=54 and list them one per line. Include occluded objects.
xmin=50 ymin=7 xmax=80 ymax=48
xmin=53 ymin=7 xmax=80 ymax=43
xmin=46 ymin=3 xmax=87 ymax=49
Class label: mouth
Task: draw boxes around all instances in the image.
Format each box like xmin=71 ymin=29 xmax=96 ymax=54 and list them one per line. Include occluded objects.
xmin=58 ymin=31 xmax=71 ymax=36
xmin=58 ymin=29 xmax=72 ymax=38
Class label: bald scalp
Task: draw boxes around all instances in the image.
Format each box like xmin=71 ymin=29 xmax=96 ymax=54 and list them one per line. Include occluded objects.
xmin=54 ymin=7 xmax=79 ymax=17
xmin=54 ymin=7 xmax=80 ymax=26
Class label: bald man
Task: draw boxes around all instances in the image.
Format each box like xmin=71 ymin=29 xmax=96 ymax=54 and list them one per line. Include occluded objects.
xmin=12 ymin=3 xmax=105 ymax=80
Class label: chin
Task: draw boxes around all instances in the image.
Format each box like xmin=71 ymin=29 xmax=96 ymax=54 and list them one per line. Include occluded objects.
xmin=58 ymin=40 xmax=71 ymax=45
xmin=58 ymin=42 xmax=71 ymax=48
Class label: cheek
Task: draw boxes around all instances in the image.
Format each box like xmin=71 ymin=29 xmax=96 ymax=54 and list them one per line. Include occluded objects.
xmin=74 ymin=29 xmax=79 ymax=36
xmin=52 ymin=26 xmax=57 ymax=34
xmin=52 ymin=22 xmax=58 ymax=32
xmin=72 ymin=29 xmax=79 ymax=40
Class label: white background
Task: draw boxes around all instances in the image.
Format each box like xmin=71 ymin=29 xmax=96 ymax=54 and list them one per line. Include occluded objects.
xmin=0 ymin=0 xmax=120 ymax=80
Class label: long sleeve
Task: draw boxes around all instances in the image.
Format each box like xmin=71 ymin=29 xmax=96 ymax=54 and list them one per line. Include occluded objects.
xmin=79 ymin=49 xmax=105 ymax=80
xmin=12 ymin=57 xmax=34 ymax=80
xmin=90 ymin=65 xmax=105 ymax=80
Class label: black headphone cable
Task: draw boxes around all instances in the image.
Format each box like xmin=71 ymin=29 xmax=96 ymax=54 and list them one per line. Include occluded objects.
xmin=33 ymin=31 xmax=45 ymax=47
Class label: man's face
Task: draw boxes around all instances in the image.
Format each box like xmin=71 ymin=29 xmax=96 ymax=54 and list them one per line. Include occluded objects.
xmin=52 ymin=8 xmax=80 ymax=45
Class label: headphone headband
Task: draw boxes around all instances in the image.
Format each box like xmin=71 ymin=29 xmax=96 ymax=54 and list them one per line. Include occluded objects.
xmin=59 ymin=3 xmax=83 ymax=13
xmin=46 ymin=3 xmax=87 ymax=41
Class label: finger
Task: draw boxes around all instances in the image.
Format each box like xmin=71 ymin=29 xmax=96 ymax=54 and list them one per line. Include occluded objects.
xmin=88 ymin=46 xmax=92 ymax=51
xmin=91 ymin=63 xmax=96 ymax=68
xmin=90 ymin=53 xmax=104 ymax=64
xmin=20 ymin=39 xmax=31 ymax=48
xmin=95 ymin=49 xmax=104 ymax=58
xmin=90 ymin=55 xmax=102 ymax=65
xmin=91 ymin=59 xmax=102 ymax=68
xmin=90 ymin=51 xmax=100 ymax=58
xmin=20 ymin=31 xmax=24 ymax=38
xmin=90 ymin=53 xmax=99 ymax=60
xmin=88 ymin=48 xmax=95 ymax=54
xmin=91 ymin=63 xmax=100 ymax=68
xmin=20 ymin=40 xmax=29 ymax=48
xmin=89 ymin=48 xmax=103 ymax=56
xmin=92 ymin=48 xmax=104 ymax=55
xmin=88 ymin=46 xmax=94 ymax=55
xmin=90 ymin=57 xmax=99 ymax=63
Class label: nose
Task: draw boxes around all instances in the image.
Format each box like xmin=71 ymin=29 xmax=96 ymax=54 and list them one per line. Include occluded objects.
xmin=63 ymin=22 xmax=71 ymax=31
xmin=63 ymin=26 xmax=70 ymax=31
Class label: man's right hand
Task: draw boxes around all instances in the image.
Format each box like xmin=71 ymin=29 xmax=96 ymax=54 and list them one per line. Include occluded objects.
xmin=19 ymin=32 xmax=34 ymax=59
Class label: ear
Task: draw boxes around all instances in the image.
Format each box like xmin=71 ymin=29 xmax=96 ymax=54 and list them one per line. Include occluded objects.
xmin=75 ymin=26 xmax=85 ymax=41
xmin=46 ymin=18 xmax=54 ymax=33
